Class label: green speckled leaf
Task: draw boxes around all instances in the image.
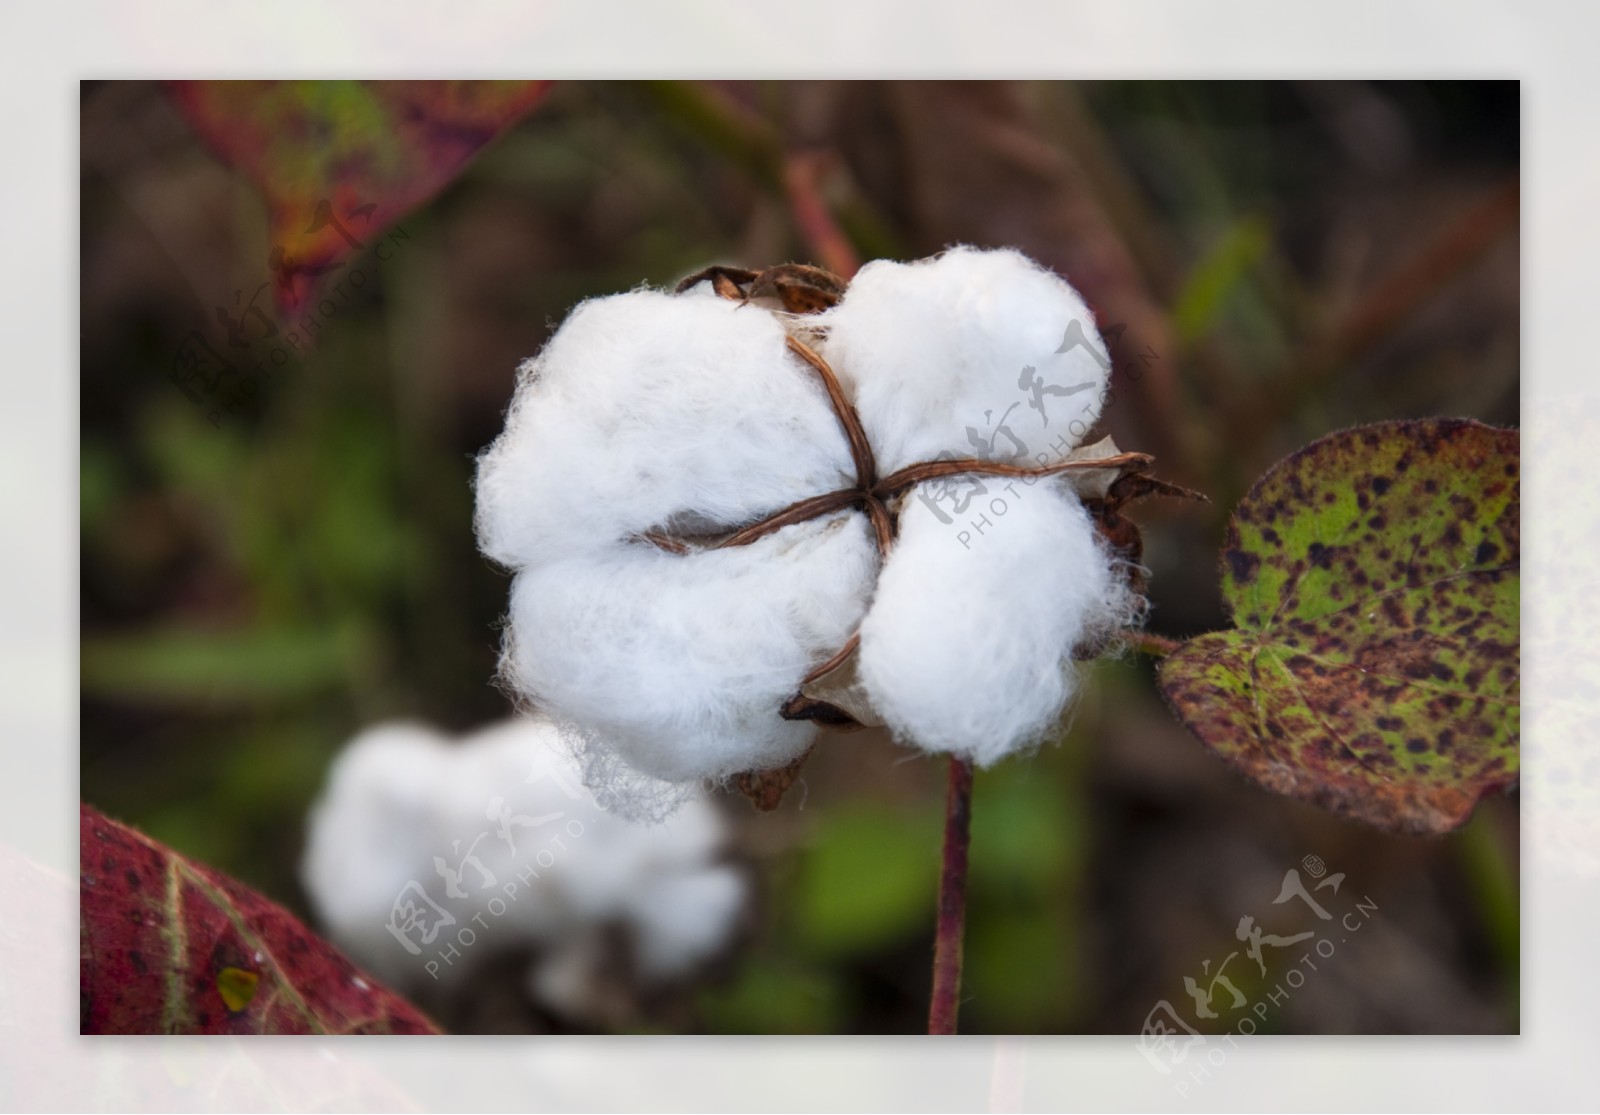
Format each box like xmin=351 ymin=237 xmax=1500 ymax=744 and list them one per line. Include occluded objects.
xmin=1159 ymin=419 xmax=1519 ymax=834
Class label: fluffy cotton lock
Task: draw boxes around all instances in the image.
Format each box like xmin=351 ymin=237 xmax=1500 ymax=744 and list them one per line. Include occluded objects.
xmin=504 ymin=513 xmax=878 ymax=786
xmin=858 ymin=485 xmax=1137 ymax=766
xmin=476 ymin=286 xmax=881 ymax=805
xmin=819 ymin=246 xmax=1113 ymax=475
xmin=300 ymin=717 xmax=747 ymax=1018
xmin=475 ymin=285 xmax=858 ymax=568
xmin=475 ymin=246 xmax=1141 ymax=801
xmin=818 ymin=247 xmax=1138 ymax=765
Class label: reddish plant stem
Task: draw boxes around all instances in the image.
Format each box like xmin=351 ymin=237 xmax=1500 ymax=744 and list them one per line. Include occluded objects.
xmin=785 ymin=151 xmax=861 ymax=281
xmin=929 ymin=756 xmax=975 ymax=1035
xmin=1120 ymin=629 xmax=1183 ymax=658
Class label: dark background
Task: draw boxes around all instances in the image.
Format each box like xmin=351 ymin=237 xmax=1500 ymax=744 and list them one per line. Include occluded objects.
xmin=80 ymin=80 xmax=1519 ymax=1034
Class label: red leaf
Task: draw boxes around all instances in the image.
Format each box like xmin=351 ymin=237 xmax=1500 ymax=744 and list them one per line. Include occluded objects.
xmin=167 ymin=80 xmax=549 ymax=318
xmin=80 ymin=803 xmax=441 ymax=1034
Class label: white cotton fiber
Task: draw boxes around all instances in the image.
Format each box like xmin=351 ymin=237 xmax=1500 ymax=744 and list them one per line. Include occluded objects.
xmin=856 ymin=483 xmax=1138 ymax=766
xmin=474 ymin=248 xmax=1143 ymax=797
xmin=475 ymin=287 xmax=855 ymax=570
xmin=820 ymin=246 xmax=1112 ymax=475
xmin=299 ymin=716 xmax=747 ymax=1008
xmin=503 ymin=511 xmax=879 ymax=785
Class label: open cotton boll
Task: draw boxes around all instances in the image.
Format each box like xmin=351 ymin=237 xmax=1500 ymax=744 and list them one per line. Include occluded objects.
xmin=472 ymin=251 xmax=1150 ymax=815
xmin=821 ymin=246 xmax=1112 ymax=476
xmin=857 ymin=482 xmax=1138 ymax=766
xmin=503 ymin=512 xmax=879 ymax=786
xmin=475 ymin=287 xmax=855 ymax=570
xmin=299 ymin=717 xmax=747 ymax=1009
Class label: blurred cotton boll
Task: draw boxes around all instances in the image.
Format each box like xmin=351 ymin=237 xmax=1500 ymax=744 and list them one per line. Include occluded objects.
xmin=299 ymin=717 xmax=748 ymax=1028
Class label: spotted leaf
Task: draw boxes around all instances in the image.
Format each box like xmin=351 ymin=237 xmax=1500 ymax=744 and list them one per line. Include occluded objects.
xmin=80 ymin=804 xmax=440 ymax=1034
xmin=1158 ymin=419 xmax=1519 ymax=834
xmin=168 ymin=80 xmax=549 ymax=319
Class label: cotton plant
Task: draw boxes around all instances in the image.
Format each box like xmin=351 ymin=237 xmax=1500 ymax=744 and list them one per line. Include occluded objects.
xmin=473 ymin=249 xmax=1182 ymax=793
xmin=473 ymin=246 xmax=1195 ymax=1031
xmin=300 ymin=716 xmax=747 ymax=1026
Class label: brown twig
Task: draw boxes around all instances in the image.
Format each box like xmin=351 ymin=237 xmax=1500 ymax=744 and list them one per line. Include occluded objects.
xmin=1224 ymin=178 xmax=1519 ymax=444
xmin=929 ymin=756 xmax=975 ymax=1035
xmin=785 ymin=151 xmax=862 ymax=281
xmin=1336 ymin=179 xmax=1519 ymax=360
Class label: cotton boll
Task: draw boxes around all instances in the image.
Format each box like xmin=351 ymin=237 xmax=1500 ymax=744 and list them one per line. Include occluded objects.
xmin=301 ymin=719 xmax=576 ymax=986
xmin=298 ymin=723 xmax=459 ymax=985
xmin=503 ymin=511 xmax=879 ymax=785
xmin=624 ymin=865 xmax=748 ymax=980
xmin=821 ymin=246 xmax=1112 ymax=476
xmin=472 ymin=250 xmax=1145 ymax=810
xmin=475 ymin=288 xmax=855 ymax=570
xmin=299 ymin=716 xmax=749 ymax=1011
xmin=857 ymin=482 xmax=1138 ymax=766
xmin=547 ymin=746 xmax=727 ymax=920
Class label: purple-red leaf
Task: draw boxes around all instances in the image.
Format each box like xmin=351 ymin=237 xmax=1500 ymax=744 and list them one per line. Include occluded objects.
xmin=80 ymin=803 xmax=440 ymax=1034
xmin=168 ymin=80 xmax=549 ymax=318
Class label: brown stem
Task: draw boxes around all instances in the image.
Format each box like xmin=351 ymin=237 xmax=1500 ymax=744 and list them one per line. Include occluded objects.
xmin=1120 ymin=629 xmax=1182 ymax=658
xmin=929 ymin=756 xmax=975 ymax=1036
xmin=1333 ymin=178 xmax=1519 ymax=361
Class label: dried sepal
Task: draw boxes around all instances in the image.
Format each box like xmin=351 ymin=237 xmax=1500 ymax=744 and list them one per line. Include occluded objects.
xmin=783 ymin=635 xmax=884 ymax=732
xmin=1083 ymin=466 xmax=1209 ymax=595
xmin=732 ymin=748 xmax=815 ymax=812
xmin=676 ymin=263 xmax=848 ymax=315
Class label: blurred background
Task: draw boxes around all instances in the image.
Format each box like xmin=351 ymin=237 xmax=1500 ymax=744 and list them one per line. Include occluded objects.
xmin=79 ymin=80 xmax=1519 ymax=1035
